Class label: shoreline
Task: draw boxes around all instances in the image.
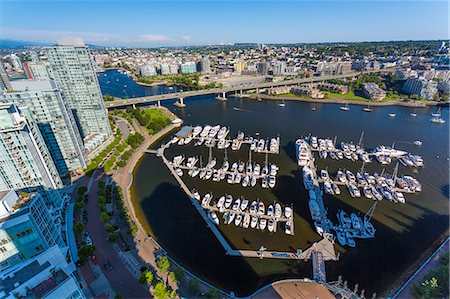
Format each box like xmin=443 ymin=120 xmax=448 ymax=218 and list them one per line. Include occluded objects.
xmin=244 ymin=94 xmax=448 ymax=108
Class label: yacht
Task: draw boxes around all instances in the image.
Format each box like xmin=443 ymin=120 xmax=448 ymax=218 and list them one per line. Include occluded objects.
xmin=431 ymin=117 xmax=446 ymax=124
xmin=393 ymin=191 xmax=405 ymax=204
xmin=373 ymin=145 xmax=408 ymax=158
xmin=258 ymin=202 xmax=265 ymax=215
xmin=363 ymin=105 xmax=373 ymax=112
xmin=175 ymin=168 xmax=183 ymax=177
xmin=268 ymin=176 xmax=276 ymax=188
xmin=267 ymin=205 xmax=274 ymax=217
xmin=388 ymin=113 xmax=396 ymax=117
xmin=192 ymin=126 xmax=202 ymax=137
xmin=209 ymin=211 xmax=219 ymax=225
xmin=371 ymin=186 xmax=383 ymax=201
xmin=362 ymin=186 xmax=373 ymax=199
xmin=274 ymin=203 xmax=282 ymax=218
xmin=285 ymin=221 xmax=293 ymax=235
xmin=403 ymin=176 xmax=422 ymax=192
xmin=284 ymin=206 xmax=293 ymax=218
xmin=224 ymin=195 xmax=233 ymax=209
xmin=259 ymin=218 xmax=267 ymax=230
xmin=340 ymin=103 xmax=350 ymax=111
xmin=202 ymin=193 xmax=212 ymax=206
xmin=431 ymin=107 xmax=442 ymax=117
xmin=332 ymin=183 xmax=341 ymax=195
xmin=234 ymin=214 xmax=243 ymax=226
xmin=296 ymin=139 xmax=311 ymax=167
xmin=249 ymin=201 xmax=258 ymax=214
xmin=232 ymin=198 xmax=241 ymax=211
xmin=268 ymin=220 xmax=275 ymax=232
xmin=217 ymin=126 xmax=229 ymax=139
xmin=240 ymin=199 xmax=249 ymax=211
xmin=250 ymin=216 xmax=258 ymax=229
xmin=217 ymin=196 xmax=225 ymax=209
xmin=191 ymin=189 xmax=200 ymax=201
xmin=242 ymin=214 xmax=251 ymax=228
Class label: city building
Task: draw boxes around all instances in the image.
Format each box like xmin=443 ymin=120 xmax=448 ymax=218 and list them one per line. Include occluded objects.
xmin=256 ymin=61 xmax=268 ymax=75
xmin=402 ymin=77 xmax=438 ymax=100
xmin=317 ymin=82 xmax=349 ymax=94
xmin=0 ymin=63 xmax=12 ymax=91
xmin=2 ymin=80 xmax=87 ymax=175
xmin=0 ymin=190 xmax=65 ymax=272
xmin=139 ymin=64 xmax=157 ymax=77
xmin=45 ymin=38 xmax=112 ymax=141
xmin=23 ymin=61 xmax=52 ymax=80
xmin=292 ymin=85 xmax=325 ymax=99
xmin=0 ymin=245 xmax=84 ymax=299
xmin=234 ymin=60 xmax=246 ymax=73
xmin=361 ymin=83 xmax=386 ymax=100
xmin=200 ymin=55 xmax=211 ymax=73
xmin=180 ymin=62 xmax=197 ymax=74
xmin=0 ymin=103 xmax=63 ymax=191
xmin=8 ymin=55 xmax=22 ymax=72
xmin=272 ymin=61 xmax=286 ymax=76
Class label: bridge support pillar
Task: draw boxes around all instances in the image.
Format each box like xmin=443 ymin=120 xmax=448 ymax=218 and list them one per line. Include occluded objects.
xmin=174 ymin=97 xmax=186 ymax=108
xmin=215 ymin=92 xmax=227 ymax=101
xmin=132 ymin=104 xmax=136 ymax=109
xmin=157 ymin=100 xmax=161 ymax=107
xmin=256 ymin=88 xmax=259 ymax=94
xmin=240 ymin=90 xmax=243 ymax=97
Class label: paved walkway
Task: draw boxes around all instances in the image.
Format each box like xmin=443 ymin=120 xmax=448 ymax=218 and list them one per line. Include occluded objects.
xmin=395 ymin=237 xmax=449 ymax=299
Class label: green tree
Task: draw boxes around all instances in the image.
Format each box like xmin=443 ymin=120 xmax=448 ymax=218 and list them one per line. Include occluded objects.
xmin=78 ymin=245 xmax=95 ymax=263
xmin=188 ymin=279 xmax=200 ymax=295
xmin=101 ymin=212 xmax=111 ymax=223
xmin=138 ymin=270 xmax=154 ymax=285
xmin=73 ymin=221 xmax=85 ymax=233
xmin=207 ymin=288 xmax=221 ymax=299
xmin=153 ymin=282 xmax=171 ymax=299
xmin=156 ymin=256 xmax=170 ymax=273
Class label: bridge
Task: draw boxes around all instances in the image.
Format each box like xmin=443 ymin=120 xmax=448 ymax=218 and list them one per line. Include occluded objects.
xmin=105 ymin=69 xmax=391 ymax=109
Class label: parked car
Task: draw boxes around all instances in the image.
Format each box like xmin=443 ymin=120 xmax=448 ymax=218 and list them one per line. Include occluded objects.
xmin=85 ymin=233 xmax=93 ymax=246
xmin=91 ymin=255 xmax=97 ymax=264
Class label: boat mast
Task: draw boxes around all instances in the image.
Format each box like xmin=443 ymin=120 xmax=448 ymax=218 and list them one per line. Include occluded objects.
xmin=333 ymin=136 xmax=338 ymax=146
xmin=360 ymin=162 xmax=365 ymax=174
xmin=358 ymin=131 xmax=365 ymax=147
xmin=364 ymin=202 xmax=378 ymax=222
xmin=264 ymin=152 xmax=269 ymax=166
xmin=392 ymin=162 xmax=399 ymax=180
xmin=208 ymin=146 xmax=212 ymax=163
xmin=248 ymin=147 xmax=252 ymax=164
xmin=224 ymin=147 xmax=228 ymax=162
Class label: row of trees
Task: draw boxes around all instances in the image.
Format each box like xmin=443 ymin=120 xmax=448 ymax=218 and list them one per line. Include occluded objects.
xmin=412 ymin=253 xmax=449 ymax=298
xmin=125 ymin=108 xmax=172 ymax=135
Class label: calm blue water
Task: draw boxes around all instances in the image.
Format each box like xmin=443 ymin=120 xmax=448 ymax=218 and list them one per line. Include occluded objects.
xmin=97 ymin=69 xmax=185 ymax=99
xmin=101 ymin=70 xmax=450 ymax=296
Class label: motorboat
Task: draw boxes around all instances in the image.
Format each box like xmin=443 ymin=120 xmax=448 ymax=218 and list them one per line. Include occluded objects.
xmin=261 ymin=176 xmax=269 ymax=188
xmin=348 ymin=184 xmax=361 ymax=197
xmin=324 ymin=181 xmax=333 ymax=195
xmin=191 ymin=189 xmax=200 ymax=201
xmin=250 ymin=176 xmax=257 ymax=187
xmin=268 ymin=220 xmax=275 ymax=232
xmin=250 ymin=201 xmax=257 ymax=214
xmin=351 ymin=213 xmax=362 ymax=230
xmin=240 ymin=199 xmax=249 ymax=211
xmin=295 ymin=139 xmax=312 ymax=167
xmin=339 ymin=211 xmax=352 ymax=227
xmin=224 ymin=195 xmax=233 ymax=208
xmin=274 ymin=203 xmax=282 ymax=217
xmin=363 ymin=105 xmax=373 ymax=112
xmin=332 ymin=183 xmax=341 ymax=195
xmin=175 ymin=168 xmax=183 ymax=177
xmin=362 ymin=186 xmax=373 ymax=199
xmin=345 ymin=170 xmax=356 ymax=182
xmin=336 ymin=229 xmax=346 ymax=246
xmin=259 ymin=218 xmax=267 ymax=230
xmin=267 ymin=205 xmax=274 ymax=217
xmin=238 ymin=160 xmax=245 ymax=173
xmin=268 ymin=176 xmax=276 ymax=188
xmin=346 ymin=232 xmax=356 ymax=247
xmin=258 ymin=202 xmax=265 ymax=215
xmin=192 ymin=126 xmax=202 ymax=137
xmin=202 ymin=193 xmax=212 ymax=206
xmin=388 ymin=113 xmax=396 ymax=117
xmin=253 ymin=163 xmax=261 ymax=176
xmin=204 ymin=170 xmax=213 ymax=180
xmin=242 ymin=175 xmax=250 ymax=187
xmin=184 ymin=136 xmax=192 ymax=144
xmin=200 ymin=125 xmax=212 ymax=138
xmin=242 ymin=214 xmax=251 ymax=228
xmin=284 ymin=206 xmax=293 ymax=218
xmin=371 ymin=186 xmax=383 ymax=201
xmin=198 ymin=169 xmax=206 ymax=179
xmin=216 ymin=196 xmax=226 ymax=209
xmin=177 ymin=138 xmax=185 ymax=146
xmin=403 ymin=176 xmax=422 ymax=192
xmin=226 ymin=212 xmax=235 ymax=225
xmin=380 ymin=185 xmax=393 ymax=201
xmin=340 ymin=103 xmax=350 ymax=111
xmin=250 ymin=216 xmax=258 ymax=229
xmin=217 ymin=126 xmax=229 ymax=139
xmin=302 ymin=166 xmax=315 ymax=190
xmin=232 ymin=199 xmax=241 ymax=211
xmin=209 ymin=211 xmax=219 ymax=225
xmin=430 ymin=117 xmax=446 ymax=124
xmin=285 ymin=221 xmax=293 ymax=235
xmin=336 ymin=150 xmax=344 ymax=160
xmin=235 ymin=214 xmax=243 ymax=226
xmin=320 ymin=169 xmax=330 ymax=181
xmin=393 ymin=191 xmax=405 ymax=204
xmin=413 ymin=140 xmax=422 ymax=147
xmin=336 ymin=170 xmax=347 ymax=183
xmin=309 ymin=199 xmax=321 ymax=221
xmin=234 ymin=173 xmax=242 ymax=184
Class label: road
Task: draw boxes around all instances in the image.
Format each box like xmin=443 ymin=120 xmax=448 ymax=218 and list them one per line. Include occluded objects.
xmin=84 ymin=170 xmax=150 ymax=298
xmin=105 ymin=69 xmax=392 ymax=109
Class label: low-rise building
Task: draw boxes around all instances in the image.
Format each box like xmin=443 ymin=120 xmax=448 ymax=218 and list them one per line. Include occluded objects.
xmin=361 ymin=83 xmax=386 ymax=100
xmin=402 ymin=77 xmax=438 ymax=100
xmin=317 ymin=83 xmax=349 ymax=94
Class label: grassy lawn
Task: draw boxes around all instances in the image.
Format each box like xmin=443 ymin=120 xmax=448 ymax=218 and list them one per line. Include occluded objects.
xmin=323 ymin=91 xmax=369 ymax=102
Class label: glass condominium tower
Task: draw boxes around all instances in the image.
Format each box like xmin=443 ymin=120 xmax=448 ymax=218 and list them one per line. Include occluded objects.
xmin=45 ymin=38 xmax=111 ymax=140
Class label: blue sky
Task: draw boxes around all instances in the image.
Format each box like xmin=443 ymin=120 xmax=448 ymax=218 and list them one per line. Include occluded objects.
xmin=0 ymin=1 xmax=448 ymax=46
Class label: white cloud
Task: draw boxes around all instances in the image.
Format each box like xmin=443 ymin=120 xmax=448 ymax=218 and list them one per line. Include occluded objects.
xmin=181 ymin=35 xmax=192 ymax=42
xmin=138 ymin=34 xmax=171 ymax=43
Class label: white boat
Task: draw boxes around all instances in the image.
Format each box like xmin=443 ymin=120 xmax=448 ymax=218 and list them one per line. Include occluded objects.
xmin=320 ymin=169 xmax=330 ymax=181
xmin=227 ymin=213 xmax=235 ymax=225
xmin=336 ymin=170 xmax=347 ymax=183
xmin=250 ymin=201 xmax=257 ymax=214
xmin=200 ymin=125 xmax=212 ymax=138
xmin=332 ymin=183 xmax=341 ymax=195
xmin=250 ymin=216 xmax=258 ymax=228
xmin=373 ymin=145 xmax=407 ymax=158
xmin=240 ymin=199 xmax=249 ymax=211
xmin=380 ymin=185 xmax=393 ymax=201
xmin=235 ymin=214 xmax=243 ymax=226
xmin=324 ymin=181 xmax=333 ymax=195
xmin=192 ymin=126 xmax=202 ymax=137
xmin=371 ymin=186 xmax=383 ymax=201
xmin=345 ymin=170 xmax=356 ymax=182
xmin=217 ymin=126 xmax=229 ymax=139
xmin=274 ymin=203 xmax=282 ymax=218
xmin=431 ymin=117 xmax=446 ymax=124
xmin=431 ymin=107 xmax=442 ymax=117
xmin=250 ymin=176 xmax=257 ymax=187
xmin=403 ymin=176 xmax=422 ymax=192
xmin=191 ymin=189 xmax=200 ymax=201
xmin=204 ymin=170 xmax=213 ymax=180
xmin=217 ymin=196 xmax=225 ymax=209
xmin=284 ymin=206 xmax=292 ymax=218
xmin=268 ymin=176 xmax=276 ymax=188
xmin=242 ymin=214 xmax=251 ymax=228
xmin=259 ymin=218 xmax=267 ymax=230
xmin=234 ymin=172 xmax=242 ymax=184
xmin=388 ymin=113 xmax=396 ymax=117
xmin=232 ymin=199 xmax=241 ymax=211
xmin=295 ymin=139 xmax=312 ymax=167
xmin=413 ymin=140 xmax=422 ymax=146
xmin=202 ymin=193 xmax=212 ymax=206
xmin=362 ymin=186 xmax=373 ymax=199
xmin=175 ymin=168 xmax=183 ymax=177
xmin=340 ymin=103 xmax=350 ymax=111
xmin=242 ymin=175 xmax=250 ymax=187
xmin=261 ymin=176 xmax=269 ymax=188
xmin=278 ymin=102 xmax=286 ymax=107
xmin=285 ymin=221 xmax=293 ymax=235
xmin=257 ymin=202 xmax=265 ymax=215
xmin=209 ymin=211 xmax=219 ymax=225
xmin=267 ymin=205 xmax=274 ymax=217
xmin=221 ymin=160 xmax=229 ymax=172
xmin=177 ymin=138 xmax=185 ymax=145
xmin=268 ymin=220 xmax=275 ymax=232
xmin=363 ymin=105 xmax=373 ymax=112
xmin=224 ymin=195 xmax=233 ymax=208
xmin=393 ymin=191 xmax=405 ymax=204
xmin=184 ymin=136 xmax=192 ymax=144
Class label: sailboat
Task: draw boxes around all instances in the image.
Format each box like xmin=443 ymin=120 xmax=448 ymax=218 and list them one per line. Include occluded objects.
xmin=363 ymin=105 xmax=373 ymax=112
xmin=340 ymin=103 xmax=350 ymax=111
xmin=431 ymin=107 xmax=442 ymax=117
xmin=410 ymin=108 xmax=417 ymax=117
xmin=312 ymin=104 xmax=316 ymax=111
xmin=278 ymin=101 xmax=286 ymax=107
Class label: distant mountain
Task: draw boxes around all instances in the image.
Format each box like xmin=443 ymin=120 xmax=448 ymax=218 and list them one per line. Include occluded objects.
xmin=0 ymin=39 xmax=51 ymax=49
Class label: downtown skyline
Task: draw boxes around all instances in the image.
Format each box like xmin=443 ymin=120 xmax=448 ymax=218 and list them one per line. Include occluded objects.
xmin=1 ymin=1 xmax=449 ymax=47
